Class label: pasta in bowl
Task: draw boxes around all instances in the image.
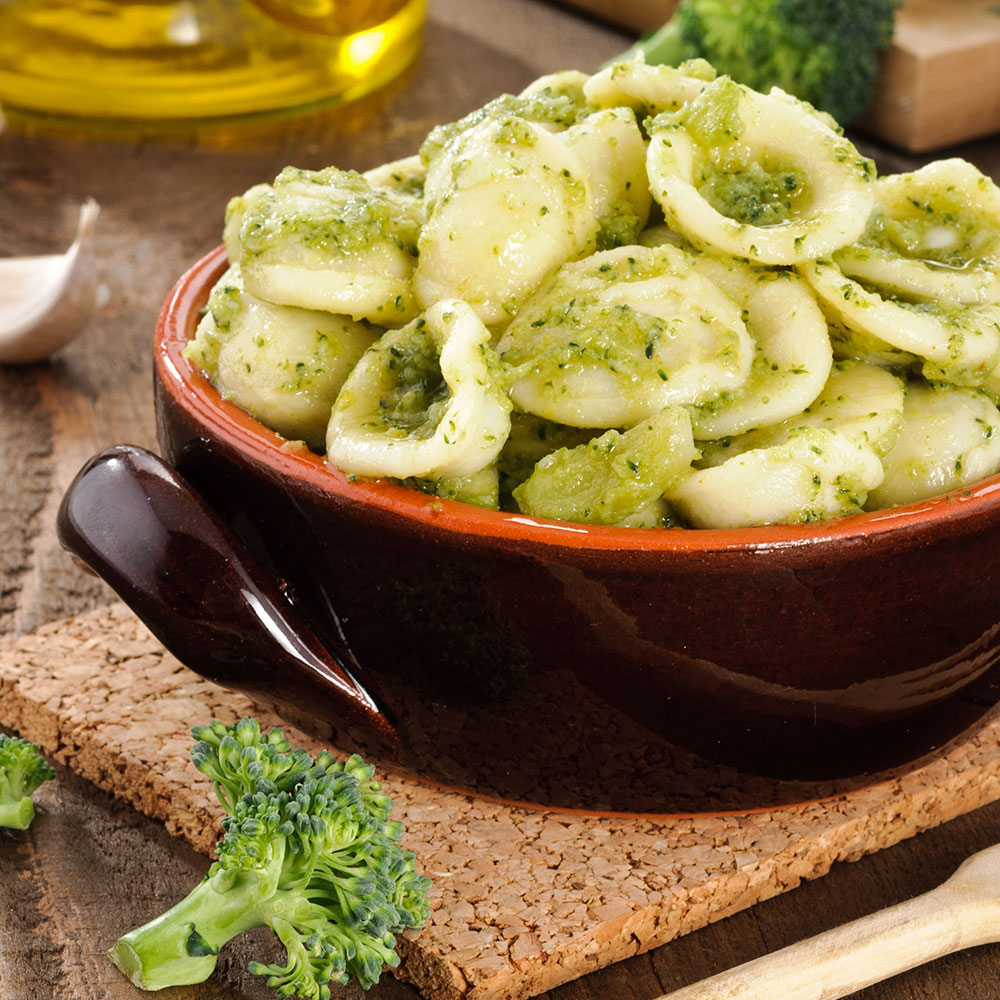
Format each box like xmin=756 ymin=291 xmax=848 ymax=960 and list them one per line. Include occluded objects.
xmin=58 ymin=61 xmax=1000 ymax=815
xmin=190 ymin=61 xmax=1000 ymax=533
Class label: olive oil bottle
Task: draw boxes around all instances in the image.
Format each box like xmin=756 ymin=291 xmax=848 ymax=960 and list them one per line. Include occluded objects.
xmin=0 ymin=0 xmax=425 ymax=123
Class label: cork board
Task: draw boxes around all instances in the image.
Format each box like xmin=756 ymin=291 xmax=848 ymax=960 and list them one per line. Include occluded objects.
xmin=3 ymin=604 xmax=1000 ymax=1000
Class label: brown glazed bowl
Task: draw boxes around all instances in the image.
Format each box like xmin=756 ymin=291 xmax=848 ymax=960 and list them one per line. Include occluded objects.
xmin=58 ymin=245 xmax=1000 ymax=815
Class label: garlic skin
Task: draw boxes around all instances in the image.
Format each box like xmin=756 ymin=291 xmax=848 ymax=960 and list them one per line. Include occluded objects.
xmin=0 ymin=198 xmax=100 ymax=364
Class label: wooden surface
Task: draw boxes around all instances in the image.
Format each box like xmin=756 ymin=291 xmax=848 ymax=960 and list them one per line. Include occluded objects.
xmin=4 ymin=2 xmax=1000 ymax=999
xmin=9 ymin=605 xmax=1000 ymax=1000
xmin=558 ymin=0 xmax=678 ymax=34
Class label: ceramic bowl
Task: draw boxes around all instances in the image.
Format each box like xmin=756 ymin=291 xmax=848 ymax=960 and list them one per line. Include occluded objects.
xmin=58 ymin=246 xmax=1000 ymax=815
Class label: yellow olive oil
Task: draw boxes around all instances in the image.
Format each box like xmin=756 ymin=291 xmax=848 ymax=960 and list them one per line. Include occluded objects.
xmin=0 ymin=0 xmax=425 ymax=123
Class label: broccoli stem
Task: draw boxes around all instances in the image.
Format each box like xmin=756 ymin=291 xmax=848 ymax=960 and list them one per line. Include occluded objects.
xmin=109 ymin=867 xmax=277 ymax=990
xmin=613 ymin=20 xmax=689 ymax=67
xmin=0 ymin=796 xmax=35 ymax=830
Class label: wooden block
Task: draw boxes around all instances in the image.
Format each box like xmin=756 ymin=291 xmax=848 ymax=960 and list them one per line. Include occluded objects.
xmin=859 ymin=0 xmax=1000 ymax=152
xmin=4 ymin=604 xmax=1000 ymax=1000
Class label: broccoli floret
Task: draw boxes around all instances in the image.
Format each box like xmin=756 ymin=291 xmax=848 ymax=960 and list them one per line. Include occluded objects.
xmin=109 ymin=718 xmax=431 ymax=997
xmin=0 ymin=733 xmax=55 ymax=830
xmin=622 ymin=0 xmax=897 ymax=125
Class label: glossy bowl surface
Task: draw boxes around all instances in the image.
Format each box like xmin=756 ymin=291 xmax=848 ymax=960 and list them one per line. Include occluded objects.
xmin=149 ymin=245 xmax=1000 ymax=814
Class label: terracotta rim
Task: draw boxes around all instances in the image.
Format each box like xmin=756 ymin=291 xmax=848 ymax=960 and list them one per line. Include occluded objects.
xmin=156 ymin=245 xmax=1000 ymax=553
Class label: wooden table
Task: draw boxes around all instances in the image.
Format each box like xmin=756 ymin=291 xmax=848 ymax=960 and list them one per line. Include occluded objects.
xmin=3 ymin=2 xmax=1000 ymax=997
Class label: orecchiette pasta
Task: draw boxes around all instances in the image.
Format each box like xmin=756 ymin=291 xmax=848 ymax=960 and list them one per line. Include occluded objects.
xmin=867 ymin=383 xmax=1000 ymax=509
xmin=562 ymin=107 xmax=652 ymax=247
xmin=189 ymin=63 xmax=1000 ymax=531
xmin=683 ymin=254 xmax=833 ymax=439
xmin=834 ymin=159 xmax=1000 ymax=305
xmin=698 ymin=360 xmax=906 ymax=467
xmin=225 ymin=167 xmax=423 ymax=325
xmin=519 ymin=70 xmax=590 ymax=106
xmin=185 ymin=266 xmax=375 ymax=450
xmin=802 ymin=257 xmax=1000 ymax=388
xmin=415 ymin=117 xmax=598 ymax=325
xmin=362 ymin=154 xmax=426 ymax=202
xmin=646 ymin=76 xmax=875 ymax=265
xmin=583 ymin=59 xmax=713 ymax=116
xmin=669 ymin=427 xmax=884 ymax=529
xmin=326 ymin=298 xmax=511 ymax=480
xmin=497 ymin=244 xmax=754 ymax=428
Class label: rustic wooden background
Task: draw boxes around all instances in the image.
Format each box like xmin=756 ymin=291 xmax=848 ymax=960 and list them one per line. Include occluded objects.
xmin=4 ymin=1 xmax=1000 ymax=998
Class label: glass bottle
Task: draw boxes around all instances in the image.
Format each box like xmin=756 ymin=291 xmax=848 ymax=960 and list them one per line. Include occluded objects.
xmin=0 ymin=0 xmax=425 ymax=123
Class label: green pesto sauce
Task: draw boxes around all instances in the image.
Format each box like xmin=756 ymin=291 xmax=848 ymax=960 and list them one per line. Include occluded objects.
xmin=240 ymin=167 xmax=421 ymax=261
xmin=395 ymin=465 xmax=500 ymax=509
xmin=208 ymin=282 xmax=241 ymax=333
xmin=888 ymin=294 xmax=967 ymax=322
xmin=497 ymin=412 xmax=597 ymax=495
xmin=502 ymin=248 xmax=700 ymax=382
xmin=858 ymin=202 xmax=989 ymax=269
xmin=419 ymin=90 xmax=588 ymax=166
xmin=493 ymin=116 xmax=540 ymax=147
xmin=576 ymin=247 xmax=676 ymax=287
xmin=698 ymin=159 xmax=806 ymax=227
xmin=505 ymin=299 xmax=667 ymax=378
xmin=512 ymin=406 xmax=695 ymax=525
xmin=678 ymin=76 xmax=743 ymax=147
xmin=646 ymin=75 xmax=743 ymax=147
xmin=596 ymin=202 xmax=644 ymax=251
xmin=373 ymin=326 xmax=450 ymax=439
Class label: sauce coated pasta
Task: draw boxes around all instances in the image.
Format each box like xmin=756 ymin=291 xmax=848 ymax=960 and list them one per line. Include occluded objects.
xmin=185 ymin=59 xmax=1000 ymax=529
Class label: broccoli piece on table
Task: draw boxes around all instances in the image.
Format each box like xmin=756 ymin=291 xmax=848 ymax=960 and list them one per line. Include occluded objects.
xmin=0 ymin=733 xmax=55 ymax=830
xmin=109 ymin=717 xmax=431 ymax=997
xmin=621 ymin=0 xmax=897 ymax=125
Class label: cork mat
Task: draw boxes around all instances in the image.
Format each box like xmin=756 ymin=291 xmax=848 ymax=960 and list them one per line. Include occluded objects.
xmin=4 ymin=604 xmax=1000 ymax=1000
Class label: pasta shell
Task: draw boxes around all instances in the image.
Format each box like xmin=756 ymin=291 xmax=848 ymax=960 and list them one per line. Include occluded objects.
xmin=835 ymin=159 xmax=1000 ymax=305
xmin=699 ymin=360 xmax=906 ymax=468
xmin=227 ymin=167 xmax=422 ymax=325
xmin=583 ymin=59 xmax=711 ymax=116
xmin=686 ymin=255 xmax=833 ymax=440
xmin=669 ymin=426 xmax=884 ymax=529
xmin=646 ymin=79 xmax=875 ymax=265
xmin=802 ymin=257 xmax=1000 ymax=388
xmin=415 ymin=117 xmax=598 ymax=325
xmin=185 ymin=266 xmax=376 ymax=450
xmin=498 ymin=244 xmax=754 ymax=428
xmin=327 ymin=299 xmax=511 ymax=479
xmin=867 ymin=383 xmax=1000 ymax=509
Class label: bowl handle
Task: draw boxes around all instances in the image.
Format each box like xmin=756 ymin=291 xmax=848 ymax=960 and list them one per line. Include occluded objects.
xmin=56 ymin=445 xmax=401 ymax=759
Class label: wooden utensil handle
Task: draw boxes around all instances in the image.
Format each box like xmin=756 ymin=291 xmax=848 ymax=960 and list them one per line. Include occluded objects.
xmin=657 ymin=851 xmax=1000 ymax=1000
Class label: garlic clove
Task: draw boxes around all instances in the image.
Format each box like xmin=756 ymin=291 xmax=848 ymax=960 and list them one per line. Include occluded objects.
xmin=0 ymin=198 xmax=100 ymax=364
